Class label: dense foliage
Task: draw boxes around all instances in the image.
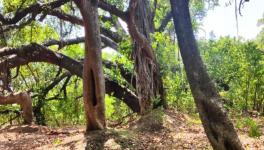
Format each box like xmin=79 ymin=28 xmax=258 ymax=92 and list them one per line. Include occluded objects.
xmin=0 ymin=0 xmax=263 ymax=133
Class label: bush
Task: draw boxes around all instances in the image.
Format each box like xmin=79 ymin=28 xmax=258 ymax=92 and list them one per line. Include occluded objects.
xmin=236 ymin=117 xmax=261 ymax=138
xmin=248 ymin=122 xmax=261 ymax=138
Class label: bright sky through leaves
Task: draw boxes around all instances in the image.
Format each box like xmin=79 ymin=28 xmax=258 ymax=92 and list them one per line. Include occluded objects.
xmin=200 ymin=0 xmax=264 ymax=39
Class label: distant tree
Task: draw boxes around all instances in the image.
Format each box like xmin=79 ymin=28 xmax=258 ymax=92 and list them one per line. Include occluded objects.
xmin=256 ymin=13 xmax=264 ymax=50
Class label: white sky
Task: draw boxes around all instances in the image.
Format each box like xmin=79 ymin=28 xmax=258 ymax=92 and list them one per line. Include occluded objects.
xmin=199 ymin=0 xmax=264 ymax=40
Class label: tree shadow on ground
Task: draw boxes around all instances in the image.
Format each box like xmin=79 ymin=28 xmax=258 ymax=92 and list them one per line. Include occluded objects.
xmin=85 ymin=109 xmax=167 ymax=150
xmin=0 ymin=125 xmax=46 ymax=133
xmin=85 ymin=129 xmax=141 ymax=150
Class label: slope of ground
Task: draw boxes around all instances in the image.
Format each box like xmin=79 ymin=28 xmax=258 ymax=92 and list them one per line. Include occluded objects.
xmin=0 ymin=109 xmax=263 ymax=150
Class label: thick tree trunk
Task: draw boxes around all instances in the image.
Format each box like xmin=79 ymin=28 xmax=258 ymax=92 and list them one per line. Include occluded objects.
xmin=170 ymin=0 xmax=244 ymax=149
xmin=0 ymin=92 xmax=33 ymax=124
xmin=75 ymin=0 xmax=106 ymax=131
xmin=128 ymin=0 xmax=166 ymax=114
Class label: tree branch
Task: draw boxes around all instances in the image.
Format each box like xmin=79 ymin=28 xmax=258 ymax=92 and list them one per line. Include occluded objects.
xmin=1 ymin=15 xmax=36 ymax=33
xmin=44 ymin=35 xmax=117 ymax=51
xmin=0 ymin=0 xmax=70 ymax=25
xmin=104 ymin=60 xmax=136 ymax=88
xmin=47 ymin=9 xmax=122 ymax=43
xmin=157 ymin=11 xmax=172 ymax=32
xmin=127 ymin=0 xmax=155 ymax=59
xmin=0 ymin=44 xmax=140 ymax=112
xmin=98 ymin=0 xmax=128 ymax=21
xmin=44 ymin=72 xmax=71 ymax=95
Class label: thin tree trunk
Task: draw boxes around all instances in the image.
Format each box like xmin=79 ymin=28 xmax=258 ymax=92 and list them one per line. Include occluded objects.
xmin=0 ymin=92 xmax=33 ymax=124
xmin=253 ymin=82 xmax=258 ymax=110
xmin=260 ymin=96 xmax=264 ymax=115
xmin=34 ymin=98 xmax=46 ymax=125
xmin=75 ymin=0 xmax=106 ymax=131
xmin=169 ymin=0 xmax=244 ymax=149
xmin=244 ymin=75 xmax=250 ymax=112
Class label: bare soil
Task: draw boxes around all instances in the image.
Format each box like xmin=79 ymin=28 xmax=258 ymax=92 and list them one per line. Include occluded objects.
xmin=0 ymin=109 xmax=263 ymax=150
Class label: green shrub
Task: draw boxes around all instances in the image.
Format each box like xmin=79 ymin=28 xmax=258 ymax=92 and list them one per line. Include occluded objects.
xmin=236 ymin=117 xmax=261 ymax=138
xmin=248 ymin=123 xmax=261 ymax=138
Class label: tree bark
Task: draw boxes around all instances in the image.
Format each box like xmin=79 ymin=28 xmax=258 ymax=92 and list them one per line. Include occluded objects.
xmin=0 ymin=92 xmax=33 ymax=124
xmin=128 ymin=0 xmax=166 ymax=114
xmin=169 ymin=0 xmax=244 ymax=149
xmin=75 ymin=0 xmax=106 ymax=131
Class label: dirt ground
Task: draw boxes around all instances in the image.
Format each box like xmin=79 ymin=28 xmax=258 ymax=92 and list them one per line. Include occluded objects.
xmin=0 ymin=109 xmax=263 ymax=150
